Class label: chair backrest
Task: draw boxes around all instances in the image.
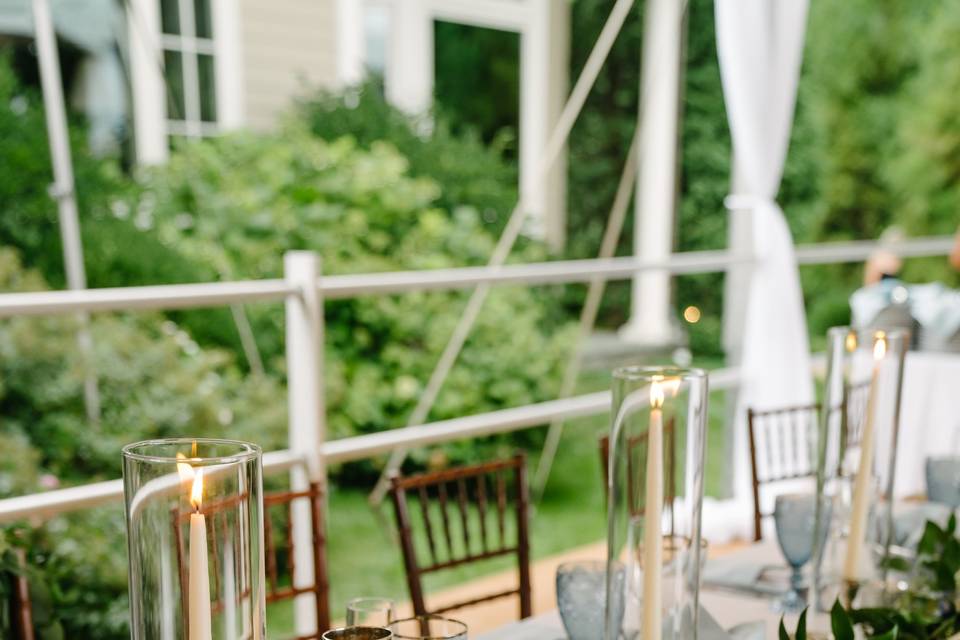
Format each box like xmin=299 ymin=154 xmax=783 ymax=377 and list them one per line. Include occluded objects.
xmin=173 ymin=482 xmax=330 ymax=638
xmin=389 ymin=454 xmax=531 ymax=620
xmin=598 ymin=418 xmax=678 ymax=532
xmin=6 ymin=548 xmax=34 ymax=640
xmin=746 ymin=404 xmax=820 ymax=542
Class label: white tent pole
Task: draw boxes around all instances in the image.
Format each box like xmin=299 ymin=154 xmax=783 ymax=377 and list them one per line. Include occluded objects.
xmin=31 ymin=0 xmax=100 ymax=423
xmin=619 ymin=0 xmax=686 ymax=346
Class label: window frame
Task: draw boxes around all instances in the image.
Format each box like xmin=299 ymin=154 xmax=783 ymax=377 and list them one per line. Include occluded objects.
xmin=128 ymin=0 xmax=242 ymax=163
xmin=160 ymin=0 xmax=218 ymax=139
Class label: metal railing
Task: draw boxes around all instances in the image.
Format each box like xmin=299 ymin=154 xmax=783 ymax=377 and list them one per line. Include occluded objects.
xmin=0 ymin=235 xmax=952 ymax=518
xmin=0 ymin=235 xmax=951 ymax=318
xmin=0 ymin=234 xmax=951 ymax=631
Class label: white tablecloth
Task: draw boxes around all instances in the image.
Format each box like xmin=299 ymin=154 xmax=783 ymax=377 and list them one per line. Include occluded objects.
xmin=895 ymin=351 xmax=960 ymax=498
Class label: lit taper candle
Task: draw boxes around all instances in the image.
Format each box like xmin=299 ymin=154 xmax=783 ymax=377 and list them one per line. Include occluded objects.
xmin=844 ymin=333 xmax=886 ymax=582
xmin=642 ymin=377 xmax=665 ymax=640
xmin=189 ymin=468 xmax=213 ymax=640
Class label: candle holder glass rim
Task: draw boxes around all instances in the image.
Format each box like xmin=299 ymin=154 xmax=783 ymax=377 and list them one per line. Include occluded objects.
xmin=825 ymin=325 xmax=910 ymax=348
xmin=121 ymin=437 xmax=262 ymax=466
xmin=612 ymin=365 xmax=707 ymax=382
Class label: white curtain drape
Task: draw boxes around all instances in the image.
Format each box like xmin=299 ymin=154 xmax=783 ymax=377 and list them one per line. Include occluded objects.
xmin=713 ymin=0 xmax=814 ymax=538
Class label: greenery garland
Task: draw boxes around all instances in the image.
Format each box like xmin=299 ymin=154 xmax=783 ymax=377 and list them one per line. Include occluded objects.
xmin=781 ymin=515 xmax=960 ymax=639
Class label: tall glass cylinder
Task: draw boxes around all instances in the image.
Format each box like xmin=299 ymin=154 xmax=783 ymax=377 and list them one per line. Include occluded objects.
xmin=605 ymin=367 xmax=708 ymax=640
xmin=813 ymin=327 xmax=908 ymax=608
xmin=123 ymin=438 xmax=267 ymax=640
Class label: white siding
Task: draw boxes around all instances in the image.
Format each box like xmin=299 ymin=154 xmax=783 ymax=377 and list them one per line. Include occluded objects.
xmin=240 ymin=0 xmax=338 ymax=129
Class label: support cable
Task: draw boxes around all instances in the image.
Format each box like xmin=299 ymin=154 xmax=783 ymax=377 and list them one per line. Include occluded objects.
xmin=531 ymin=125 xmax=640 ymax=500
xmin=532 ymin=0 xmax=692 ymax=499
xmin=369 ymin=0 xmax=637 ymax=506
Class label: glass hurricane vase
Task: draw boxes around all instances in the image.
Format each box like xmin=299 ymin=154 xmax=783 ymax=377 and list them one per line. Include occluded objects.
xmin=605 ymin=367 xmax=708 ymax=640
xmin=813 ymin=327 xmax=908 ymax=609
xmin=123 ymin=438 xmax=267 ymax=640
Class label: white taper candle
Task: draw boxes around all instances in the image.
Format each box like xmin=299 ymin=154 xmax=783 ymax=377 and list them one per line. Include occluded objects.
xmin=189 ymin=468 xmax=213 ymax=640
xmin=844 ymin=335 xmax=886 ymax=582
xmin=642 ymin=379 xmax=664 ymax=640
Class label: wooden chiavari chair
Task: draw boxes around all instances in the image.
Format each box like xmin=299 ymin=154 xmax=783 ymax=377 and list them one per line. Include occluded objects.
xmin=747 ymin=405 xmax=820 ymax=542
xmin=388 ymin=453 xmax=531 ymax=620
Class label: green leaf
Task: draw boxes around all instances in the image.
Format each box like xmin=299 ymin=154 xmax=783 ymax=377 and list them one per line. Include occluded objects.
xmin=779 ymin=617 xmax=791 ymax=640
xmin=933 ymin=561 xmax=956 ymax=593
xmin=871 ymin=626 xmax=899 ymax=640
xmin=796 ymin=607 xmax=808 ymax=640
xmin=918 ymin=520 xmax=946 ymax=556
xmin=942 ymin=537 xmax=960 ymax=573
xmin=948 ymin=513 xmax=957 ymax=537
xmin=832 ymin=600 xmax=855 ymax=640
xmin=880 ymin=556 xmax=911 ymax=572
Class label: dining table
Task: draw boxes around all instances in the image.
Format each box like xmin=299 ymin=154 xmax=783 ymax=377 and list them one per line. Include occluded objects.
xmin=476 ymin=538 xmax=827 ymax=640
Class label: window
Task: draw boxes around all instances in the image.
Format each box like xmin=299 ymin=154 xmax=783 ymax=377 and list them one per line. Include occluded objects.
xmin=364 ymin=3 xmax=391 ymax=77
xmin=159 ymin=0 xmax=218 ymax=140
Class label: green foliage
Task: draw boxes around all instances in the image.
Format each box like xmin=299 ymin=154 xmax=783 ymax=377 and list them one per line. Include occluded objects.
xmin=783 ymin=517 xmax=960 ymax=639
xmin=916 ymin=515 xmax=960 ymax=594
xmin=298 ymin=82 xmax=519 ymax=237
xmin=801 ymin=0 xmax=929 ymax=242
xmin=0 ymin=49 xmax=244 ymax=360
xmin=0 ymin=529 xmax=66 ymax=640
xmin=0 ymin=249 xmax=287 ymax=485
xmin=127 ymin=127 xmax=573 ymax=473
xmin=780 ymin=607 xmax=808 ymax=640
xmin=832 ymin=600 xmax=857 ymax=640
xmin=0 ymin=249 xmax=286 ymax=638
xmin=885 ymin=1 xmax=960 ymax=288
xmin=433 ymin=21 xmax=520 ymax=148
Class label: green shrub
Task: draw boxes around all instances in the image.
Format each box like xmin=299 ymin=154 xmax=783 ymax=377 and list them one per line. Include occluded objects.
xmin=0 ymin=248 xmax=287 ymax=485
xmin=885 ymin=1 xmax=960 ymax=288
xmin=0 ymin=247 xmax=287 ymax=638
xmin=0 ymin=50 xmax=245 ymax=361
xmin=298 ymin=82 xmax=519 ymax=237
xmin=125 ymin=127 xmax=575 ymax=473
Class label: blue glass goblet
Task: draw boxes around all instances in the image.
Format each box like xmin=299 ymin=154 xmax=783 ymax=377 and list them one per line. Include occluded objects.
xmin=557 ymin=561 xmax=624 ymax=640
xmin=773 ymin=493 xmax=830 ymax=612
xmin=926 ymin=457 xmax=960 ymax=509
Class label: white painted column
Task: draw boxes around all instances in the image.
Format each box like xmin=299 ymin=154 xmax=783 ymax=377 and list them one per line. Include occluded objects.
xmin=620 ymin=0 xmax=684 ymax=345
xmin=386 ymin=0 xmax=433 ymax=114
xmin=336 ymin=0 xmax=367 ymax=86
xmin=284 ymin=252 xmax=326 ymax=636
xmin=520 ymin=0 xmax=570 ymax=251
xmin=126 ymin=0 xmax=168 ymax=163
xmin=212 ymin=0 xmax=244 ymax=129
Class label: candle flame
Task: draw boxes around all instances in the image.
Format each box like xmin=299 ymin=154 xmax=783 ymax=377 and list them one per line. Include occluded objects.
xmin=176 ymin=452 xmax=195 ymax=483
xmin=845 ymin=331 xmax=858 ymax=352
xmin=873 ymin=333 xmax=887 ymax=360
xmin=650 ymin=377 xmax=665 ymax=410
xmin=191 ymin=467 xmax=204 ymax=510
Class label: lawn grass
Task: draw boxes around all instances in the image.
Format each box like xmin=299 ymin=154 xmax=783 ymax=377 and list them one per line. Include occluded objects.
xmin=267 ymin=358 xmax=732 ymax=634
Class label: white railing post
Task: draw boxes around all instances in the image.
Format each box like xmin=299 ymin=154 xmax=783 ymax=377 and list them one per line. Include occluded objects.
xmin=284 ymin=251 xmax=326 ymax=636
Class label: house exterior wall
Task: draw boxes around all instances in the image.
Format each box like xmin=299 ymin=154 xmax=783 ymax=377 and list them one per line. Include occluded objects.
xmin=240 ymin=0 xmax=339 ymax=130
